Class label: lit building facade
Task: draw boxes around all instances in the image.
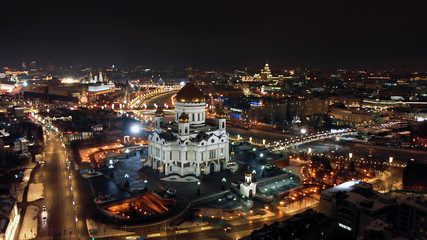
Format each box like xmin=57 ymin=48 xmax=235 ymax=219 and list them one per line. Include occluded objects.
xmin=147 ymin=82 xmax=229 ymax=176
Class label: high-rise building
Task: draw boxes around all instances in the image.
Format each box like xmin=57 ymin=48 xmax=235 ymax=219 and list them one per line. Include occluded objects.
xmin=260 ymin=61 xmax=272 ymax=81
xmin=319 ymin=181 xmax=396 ymax=239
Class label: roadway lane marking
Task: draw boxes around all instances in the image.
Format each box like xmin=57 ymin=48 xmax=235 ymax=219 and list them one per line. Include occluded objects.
xmin=175 ymin=230 xmax=189 ymax=234
xmin=201 ymin=226 xmax=213 ymax=231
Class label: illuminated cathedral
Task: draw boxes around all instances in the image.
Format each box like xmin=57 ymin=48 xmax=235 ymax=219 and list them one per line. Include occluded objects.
xmin=147 ymin=82 xmax=229 ymax=176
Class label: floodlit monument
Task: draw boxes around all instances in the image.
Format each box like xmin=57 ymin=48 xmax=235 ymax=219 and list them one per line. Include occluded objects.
xmin=147 ymin=81 xmax=229 ymax=176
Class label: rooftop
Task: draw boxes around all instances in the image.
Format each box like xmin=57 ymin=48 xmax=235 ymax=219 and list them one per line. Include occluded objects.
xmin=0 ymin=197 xmax=16 ymax=234
xmin=321 ymin=180 xmax=396 ymax=212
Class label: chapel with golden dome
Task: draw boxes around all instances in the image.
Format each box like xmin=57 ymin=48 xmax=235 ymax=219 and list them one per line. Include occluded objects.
xmin=147 ymin=81 xmax=229 ymax=177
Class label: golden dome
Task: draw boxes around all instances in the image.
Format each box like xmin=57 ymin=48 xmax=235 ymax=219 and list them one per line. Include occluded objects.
xmin=179 ymin=112 xmax=189 ymax=123
xmin=245 ymin=166 xmax=252 ymax=176
xmin=216 ymin=109 xmax=226 ymax=119
xmin=155 ymin=108 xmax=164 ymax=117
xmin=175 ymin=82 xmax=205 ymax=103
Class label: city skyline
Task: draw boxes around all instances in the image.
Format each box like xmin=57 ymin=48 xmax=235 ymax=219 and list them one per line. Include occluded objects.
xmin=0 ymin=1 xmax=426 ymax=240
xmin=1 ymin=0 xmax=426 ymax=70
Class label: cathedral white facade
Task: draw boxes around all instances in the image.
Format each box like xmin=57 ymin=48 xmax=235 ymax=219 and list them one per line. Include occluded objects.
xmin=147 ymin=82 xmax=229 ymax=177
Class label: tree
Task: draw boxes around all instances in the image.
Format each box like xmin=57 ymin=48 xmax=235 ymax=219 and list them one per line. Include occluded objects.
xmin=349 ymin=161 xmax=356 ymax=173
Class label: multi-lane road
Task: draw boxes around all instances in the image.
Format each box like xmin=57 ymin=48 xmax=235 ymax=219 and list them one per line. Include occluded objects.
xmin=36 ymin=130 xmax=80 ymax=239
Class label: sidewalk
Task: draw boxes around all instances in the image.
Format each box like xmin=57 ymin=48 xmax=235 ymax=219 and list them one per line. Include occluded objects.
xmin=19 ymin=205 xmax=39 ymax=240
xmin=86 ymin=218 xmax=136 ymax=238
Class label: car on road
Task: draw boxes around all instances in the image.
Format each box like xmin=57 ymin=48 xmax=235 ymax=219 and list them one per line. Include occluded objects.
xmin=166 ymin=188 xmax=176 ymax=197
xmin=126 ymin=236 xmax=146 ymax=240
xmin=224 ymin=227 xmax=232 ymax=232
xmin=41 ymin=206 xmax=47 ymax=222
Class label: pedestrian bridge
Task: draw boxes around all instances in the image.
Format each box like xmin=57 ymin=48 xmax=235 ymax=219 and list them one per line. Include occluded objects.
xmin=230 ymin=129 xmax=356 ymax=151
xmin=268 ymin=130 xmax=356 ymax=151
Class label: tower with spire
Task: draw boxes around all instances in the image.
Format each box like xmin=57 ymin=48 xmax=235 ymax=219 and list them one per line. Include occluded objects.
xmin=240 ymin=166 xmax=257 ymax=198
xmin=260 ymin=60 xmax=272 ymax=81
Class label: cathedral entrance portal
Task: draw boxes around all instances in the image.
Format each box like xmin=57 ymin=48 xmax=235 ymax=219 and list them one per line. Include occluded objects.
xmin=210 ymin=162 xmax=215 ymax=174
xmin=220 ymin=161 xmax=224 ymax=171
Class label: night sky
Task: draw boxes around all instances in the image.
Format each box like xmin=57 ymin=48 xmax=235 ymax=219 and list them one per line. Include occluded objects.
xmin=1 ymin=0 xmax=426 ymax=70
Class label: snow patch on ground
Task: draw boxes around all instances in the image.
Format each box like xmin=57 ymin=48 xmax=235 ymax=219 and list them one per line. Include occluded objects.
xmin=247 ymin=210 xmax=275 ymax=220
xmin=161 ymin=175 xmax=199 ymax=182
xmin=86 ymin=218 xmax=135 ymax=238
xmin=27 ymin=183 xmax=44 ymax=202
xmin=23 ymin=169 xmax=32 ymax=182
xmin=82 ymin=171 xmax=103 ymax=179
xmin=283 ymin=164 xmax=304 ymax=180
xmin=27 ymin=162 xmax=38 ymax=169
xmin=174 ymin=221 xmax=209 ymax=229
xmin=19 ymin=205 xmax=39 ymax=239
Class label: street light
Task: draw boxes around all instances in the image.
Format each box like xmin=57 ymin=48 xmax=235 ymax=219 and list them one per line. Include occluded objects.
xmin=349 ymin=153 xmax=353 ymax=159
xmin=130 ymin=124 xmax=140 ymax=134
xmin=389 ymin=157 xmax=393 ymax=163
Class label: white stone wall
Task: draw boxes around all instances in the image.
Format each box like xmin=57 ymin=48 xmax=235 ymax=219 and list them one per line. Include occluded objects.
xmin=148 ymin=130 xmax=229 ymax=177
xmin=175 ymin=102 xmax=206 ymax=125
xmin=240 ymin=182 xmax=257 ymax=198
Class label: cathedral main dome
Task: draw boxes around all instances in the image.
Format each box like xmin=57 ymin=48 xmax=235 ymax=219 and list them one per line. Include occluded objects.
xmin=175 ymin=82 xmax=205 ymax=103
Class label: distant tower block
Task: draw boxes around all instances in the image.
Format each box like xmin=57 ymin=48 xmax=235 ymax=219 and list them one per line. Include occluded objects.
xmin=260 ymin=60 xmax=272 ymax=81
xmin=99 ymin=72 xmax=103 ymax=83
xmin=89 ymin=71 xmax=93 ymax=82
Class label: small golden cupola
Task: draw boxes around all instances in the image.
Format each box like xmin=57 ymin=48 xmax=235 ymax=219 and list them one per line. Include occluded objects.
xmin=178 ymin=112 xmax=190 ymax=123
xmin=155 ymin=107 xmax=164 ymax=117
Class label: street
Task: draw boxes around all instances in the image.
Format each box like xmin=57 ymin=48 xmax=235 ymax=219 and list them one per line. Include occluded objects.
xmin=37 ymin=130 xmax=79 ymax=239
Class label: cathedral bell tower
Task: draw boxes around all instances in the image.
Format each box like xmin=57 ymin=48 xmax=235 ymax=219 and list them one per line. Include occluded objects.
xmin=216 ymin=109 xmax=226 ymax=131
xmin=178 ymin=112 xmax=190 ymax=135
xmin=154 ymin=108 xmax=165 ymax=130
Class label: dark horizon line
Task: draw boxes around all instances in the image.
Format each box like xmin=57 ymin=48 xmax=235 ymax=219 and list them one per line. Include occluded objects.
xmin=1 ymin=60 xmax=426 ymax=73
